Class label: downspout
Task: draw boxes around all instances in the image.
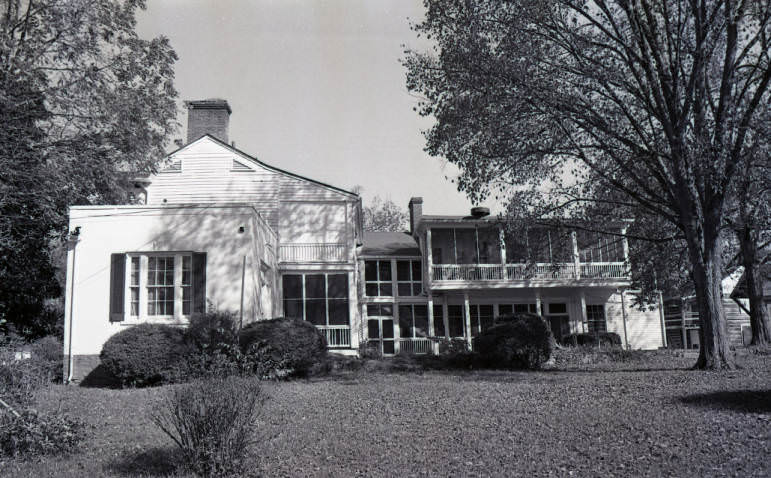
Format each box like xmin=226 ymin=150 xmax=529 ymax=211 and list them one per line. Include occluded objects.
xmin=66 ymin=228 xmax=80 ymax=384
xmin=239 ymin=255 xmax=246 ymax=331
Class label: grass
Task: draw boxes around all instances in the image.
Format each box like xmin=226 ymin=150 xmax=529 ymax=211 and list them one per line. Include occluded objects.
xmin=2 ymin=352 xmax=769 ymax=477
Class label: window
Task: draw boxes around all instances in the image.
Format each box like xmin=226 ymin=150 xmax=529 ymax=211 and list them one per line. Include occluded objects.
xmin=122 ymin=253 xmax=194 ymax=320
xmin=396 ymin=260 xmax=422 ymax=296
xmin=470 ymin=304 xmax=494 ymax=336
xmin=498 ymin=303 xmax=538 ymax=317
xmin=367 ymin=303 xmax=394 ymax=355
xmin=282 ymin=273 xmax=350 ymax=327
xmin=364 ymin=260 xmax=392 ymax=297
xmin=586 ymin=305 xmax=606 ymax=334
xmin=398 ymin=304 xmax=428 ymax=338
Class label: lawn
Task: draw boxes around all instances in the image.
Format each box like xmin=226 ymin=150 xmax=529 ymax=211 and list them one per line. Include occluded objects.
xmin=2 ymin=353 xmax=770 ymax=477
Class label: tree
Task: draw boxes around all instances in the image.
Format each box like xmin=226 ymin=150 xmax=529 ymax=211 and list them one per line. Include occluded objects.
xmin=0 ymin=0 xmax=178 ymax=336
xmin=405 ymin=0 xmax=771 ymax=368
xmin=364 ymin=196 xmax=409 ymax=232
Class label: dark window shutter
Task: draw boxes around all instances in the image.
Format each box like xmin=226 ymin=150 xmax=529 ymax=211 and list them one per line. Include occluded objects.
xmin=109 ymin=253 xmax=126 ymax=322
xmin=193 ymin=252 xmax=207 ymax=314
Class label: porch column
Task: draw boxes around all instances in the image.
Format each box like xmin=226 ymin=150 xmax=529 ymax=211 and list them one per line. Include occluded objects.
xmin=349 ymin=269 xmax=359 ymax=349
xmin=535 ymin=289 xmax=542 ymax=316
xmin=499 ymin=225 xmax=507 ymax=265
xmin=393 ymin=295 xmax=401 ymax=354
xmin=579 ymin=290 xmax=587 ymax=333
xmin=426 ymin=228 xmax=433 ymax=284
xmin=621 ymin=225 xmax=630 ymax=275
xmin=427 ymin=294 xmax=438 ymax=354
xmin=442 ymin=295 xmax=450 ymax=340
xmin=464 ymin=292 xmax=472 ymax=349
xmin=571 ymin=230 xmax=580 ymax=279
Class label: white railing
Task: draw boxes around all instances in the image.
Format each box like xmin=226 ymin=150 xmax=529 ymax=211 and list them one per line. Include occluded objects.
xmin=431 ymin=262 xmax=627 ymax=281
xmin=579 ymin=262 xmax=628 ymax=279
xmin=279 ymin=243 xmax=349 ymax=263
xmin=318 ymin=326 xmax=351 ymax=348
xmin=398 ymin=338 xmax=432 ymax=355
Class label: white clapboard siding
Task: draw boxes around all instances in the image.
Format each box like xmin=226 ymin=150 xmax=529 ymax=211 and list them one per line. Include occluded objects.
xmin=605 ymin=291 xmax=664 ymax=350
xmin=145 ymin=137 xmax=356 ymax=233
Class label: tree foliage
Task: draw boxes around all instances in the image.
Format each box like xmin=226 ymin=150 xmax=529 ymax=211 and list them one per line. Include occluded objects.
xmin=0 ymin=0 xmax=178 ymax=336
xmin=358 ymin=192 xmax=409 ymax=232
xmin=405 ymin=0 xmax=771 ymax=368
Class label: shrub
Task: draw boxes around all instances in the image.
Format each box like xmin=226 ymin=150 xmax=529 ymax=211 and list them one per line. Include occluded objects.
xmin=0 ymin=409 xmax=85 ymax=458
xmin=151 ymin=377 xmax=263 ymax=477
xmin=561 ymin=332 xmax=622 ymax=347
xmin=239 ymin=318 xmax=327 ymax=378
xmin=100 ymin=324 xmax=188 ymax=387
xmin=0 ymin=336 xmax=60 ymax=408
xmin=184 ymin=311 xmax=239 ymax=353
xmin=473 ymin=313 xmax=553 ymax=370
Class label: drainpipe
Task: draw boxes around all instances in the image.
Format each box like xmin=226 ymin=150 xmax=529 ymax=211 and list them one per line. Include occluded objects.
xmin=66 ymin=227 xmax=81 ymax=384
xmin=239 ymin=255 xmax=246 ymax=331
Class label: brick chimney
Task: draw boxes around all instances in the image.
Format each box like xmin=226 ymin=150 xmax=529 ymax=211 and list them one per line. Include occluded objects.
xmin=185 ymin=99 xmax=232 ymax=144
xmin=408 ymin=197 xmax=423 ymax=235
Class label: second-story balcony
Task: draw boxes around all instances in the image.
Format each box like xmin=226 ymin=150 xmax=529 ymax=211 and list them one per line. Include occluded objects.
xmin=279 ymin=243 xmax=351 ymax=263
xmin=431 ymin=262 xmax=627 ymax=284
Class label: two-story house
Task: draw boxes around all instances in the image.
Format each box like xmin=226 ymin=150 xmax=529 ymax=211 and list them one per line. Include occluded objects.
xmin=63 ymin=98 xmax=665 ymax=381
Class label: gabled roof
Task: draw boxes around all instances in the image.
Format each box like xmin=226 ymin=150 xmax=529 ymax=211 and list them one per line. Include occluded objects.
xmin=164 ymin=134 xmax=359 ymax=198
xmin=359 ymin=231 xmax=420 ymax=257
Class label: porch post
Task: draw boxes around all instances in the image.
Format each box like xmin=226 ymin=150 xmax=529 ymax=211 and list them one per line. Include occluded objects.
xmin=464 ymin=291 xmax=472 ymax=349
xmin=571 ymin=230 xmax=580 ymax=279
xmin=579 ymin=290 xmax=587 ymax=333
xmin=393 ymin=295 xmax=401 ymax=354
xmin=535 ymin=289 xmax=542 ymax=316
xmin=499 ymin=225 xmax=506 ymax=265
xmin=621 ymin=225 xmax=630 ymax=273
xmin=426 ymin=228 xmax=433 ymax=284
xmin=442 ymin=295 xmax=450 ymax=340
xmin=349 ymin=269 xmax=359 ymax=350
xmin=427 ymin=294 xmax=437 ymax=354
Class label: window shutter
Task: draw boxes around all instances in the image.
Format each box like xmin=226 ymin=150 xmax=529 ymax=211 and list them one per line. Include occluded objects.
xmin=109 ymin=253 xmax=126 ymax=322
xmin=193 ymin=252 xmax=207 ymax=314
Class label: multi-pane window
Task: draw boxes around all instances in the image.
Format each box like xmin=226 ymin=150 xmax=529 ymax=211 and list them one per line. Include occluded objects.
xmin=124 ymin=253 xmax=193 ymax=320
xmin=396 ymin=260 xmax=422 ymax=296
xmin=586 ymin=305 xmax=607 ymax=334
xmin=129 ymin=257 xmax=140 ymax=317
xmin=398 ymin=304 xmax=428 ymax=339
xmin=365 ymin=260 xmax=392 ymax=297
xmin=282 ymin=273 xmax=350 ymax=326
xmin=147 ymin=256 xmax=175 ymax=316
xmin=577 ymin=230 xmax=625 ymax=262
xmin=546 ymin=303 xmax=570 ymax=340
xmin=498 ymin=303 xmax=539 ymax=317
xmin=470 ymin=304 xmax=494 ymax=337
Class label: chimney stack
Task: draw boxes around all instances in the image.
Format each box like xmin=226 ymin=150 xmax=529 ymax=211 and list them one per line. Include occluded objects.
xmin=408 ymin=197 xmax=423 ymax=235
xmin=185 ymin=99 xmax=232 ymax=144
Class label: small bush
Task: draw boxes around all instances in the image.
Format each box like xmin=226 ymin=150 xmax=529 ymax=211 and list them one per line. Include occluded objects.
xmin=0 ymin=409 xmax=85 ymax=458
xmin=184 ymin=311 xmax=239 ymax=353
xmin=0 ymin=336 xmax=61 ymax=408
xmin=561 ymin=332 xmax=622 ymax=347
xmin=239 ymin=318 xmax=327 ymax=378
xmin=151 ymin=377 xmax=263 ymax=477
xmin=473 ymin=313 xmax=553 ymax=370
xmin=100 ymin=324 xmax=188 ymax=387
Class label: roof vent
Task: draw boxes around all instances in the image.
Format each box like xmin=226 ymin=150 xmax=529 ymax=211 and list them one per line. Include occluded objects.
xmin=470 ymin=207 xmax=490 ymax=218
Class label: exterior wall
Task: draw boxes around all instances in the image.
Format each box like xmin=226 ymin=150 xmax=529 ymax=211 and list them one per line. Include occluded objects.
xmin=605 ymin=291 xmax=665 ymax=350
xmin=63 ymin=204 xmax=277 ymax=381
xmin=278 ymin=201 xmax=349 ymax=244
xmin=723 ymin=298 xmax=750 ymax=346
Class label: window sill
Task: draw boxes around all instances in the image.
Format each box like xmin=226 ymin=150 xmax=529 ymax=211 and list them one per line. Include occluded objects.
xmin=120 ymin=317 xmax=190 ymax=326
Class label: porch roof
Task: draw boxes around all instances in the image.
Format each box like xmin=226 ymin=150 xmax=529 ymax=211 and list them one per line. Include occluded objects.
xmin=359 ymin=231 xmax=420 ymax=257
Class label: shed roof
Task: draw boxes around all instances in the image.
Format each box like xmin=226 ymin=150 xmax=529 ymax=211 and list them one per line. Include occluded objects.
xmin=359 ymin=231 xmax=420 ymax=257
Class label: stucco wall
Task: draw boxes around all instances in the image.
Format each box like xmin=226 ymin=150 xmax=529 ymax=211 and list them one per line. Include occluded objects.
xmin=63 ymin=205 xmax=277 ymax=366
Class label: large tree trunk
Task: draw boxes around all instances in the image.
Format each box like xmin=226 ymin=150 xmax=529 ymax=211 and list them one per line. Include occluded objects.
xmin=739 ymin=226 xmax=771 ymax=345
xmin=685 ymin=220 xmax=735 ymax=370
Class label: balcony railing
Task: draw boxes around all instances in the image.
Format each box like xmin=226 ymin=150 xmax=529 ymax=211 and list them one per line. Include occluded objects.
xmin=431 ymin=262 xmax=627 ymax=281
xmin=318 ymin=326 xmax=351 ymax=348
xmin=279 ymin=243 xmax=349 ymax=263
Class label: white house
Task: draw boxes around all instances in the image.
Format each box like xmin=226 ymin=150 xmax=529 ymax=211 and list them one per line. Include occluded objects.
xmin=63 ymin=98 xmax=665 ymax=381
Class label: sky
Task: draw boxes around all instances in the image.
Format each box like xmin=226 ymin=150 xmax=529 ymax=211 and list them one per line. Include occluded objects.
xmin=135 ymin=0 xmax=491 ymax=216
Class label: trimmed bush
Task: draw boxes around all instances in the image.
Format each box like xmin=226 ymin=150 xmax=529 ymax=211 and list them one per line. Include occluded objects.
xmin=561 ymin=332 xmax=622 ymax=347
xmin=239 ymin=318 xmax=327 ymax=378
xmin=473 ymin=313 xmax=553 ymax=370
xmin=151 ymin=377 xmax=263 ymax=477
xmin=184 ymin=311 xmax=239 ymax=353
xmin=0 ymin=409 xmax=85 ymax=458
xmin=100 ymin=324 xmax=188 ymax=387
